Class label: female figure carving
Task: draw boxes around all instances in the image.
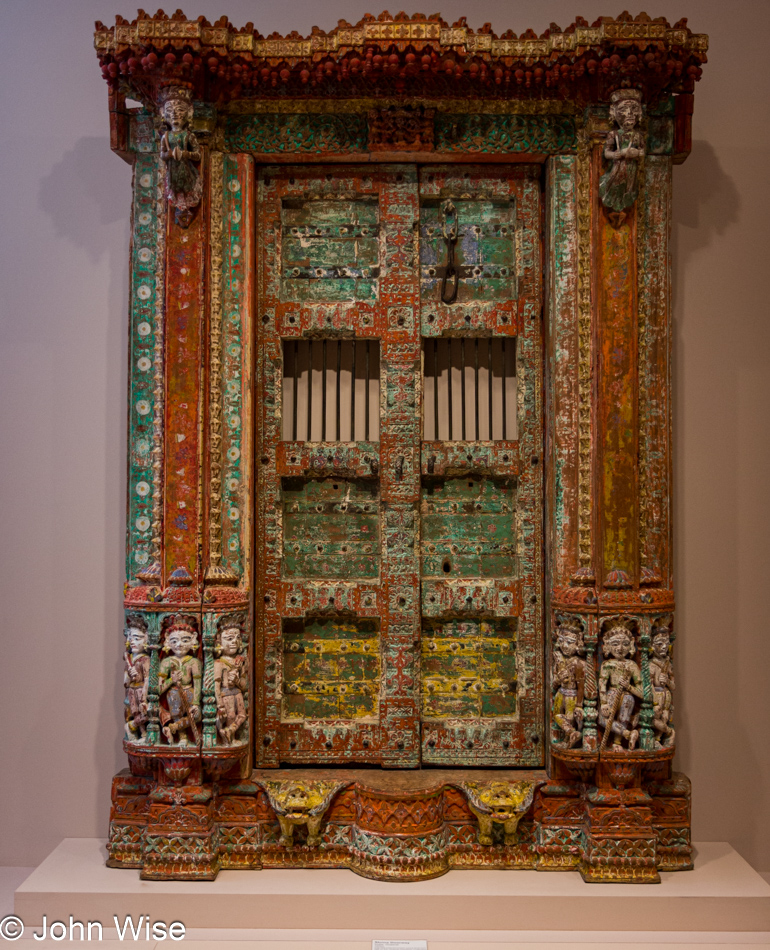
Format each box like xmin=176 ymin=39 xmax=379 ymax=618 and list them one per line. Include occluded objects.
xmin=159 ymin=84 xmax=202 ymax=228
xmin=599 ymin=88 xmax=645 ymax=220
xmin=123 ymin=616 xmax=150 ymax=742
xmin=649 ymin=620 xmax=676 ymax=749
xmin=552 ymin=620 xmax=586 ymax=748
xmin=214 ymin=623 xmax=248 ymax=745
xmin=598 ymin=622 xmax=643 ymax=751
xmin=158 ymin=618 xmax=202 ymax=746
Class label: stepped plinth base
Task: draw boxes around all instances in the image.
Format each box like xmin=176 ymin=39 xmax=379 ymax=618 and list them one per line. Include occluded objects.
xmin=106 ymin=766 xmax=692 ymax=883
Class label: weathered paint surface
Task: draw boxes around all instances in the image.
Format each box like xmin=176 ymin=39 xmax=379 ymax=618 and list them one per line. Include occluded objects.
xmin=421 ymin=476 xmax=516 ymax=578
xmin=103 ymin=8 xmax=703 ymax=884
xmin=282 ymin=197 xmax=380 ymax=302
xmin=257 ymin=166 xmax=422 ymax=767
xmin=435 ymin=113 xmax=577 ymax=153
xmin=546 ymin=155 xmax=580 ymax=587
xmin=163 ymin=166 xmax=205 ymax=583
xmin=420 ymin=198 xmax=517 ymax=303
xmin=220 ymin=155 xmax=253 ymax=580
xmin=420 ymin=165 xmax=543 ymax=767
xmin=638 ymin=156 xmax=672 ymax=586
xmin=282 ymin=477 xmax=380 ymax=578
xmin=127 ymin=155 xmax=163 ymax=580
xmin=282 ymin=617 xmax=380 ymax=720
xmin=596 ymin=156 xmax=638 ymax=586
xmin=421 ymin=620 xmax=517 ymax=718
xmin=419 ymin=169 xmax=522 ymax=337
xmin=255 ymin=164 xmax=542 ymax=769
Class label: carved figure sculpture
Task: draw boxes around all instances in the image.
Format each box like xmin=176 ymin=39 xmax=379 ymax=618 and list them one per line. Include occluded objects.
xmin=159 ymin=84 xmax=202 ymax=228
xmin=262 ymin=780 xmax=346 ymax=847
xmin=649 ymin=619 xmax=676 ymax=749
xmin=598 ymin=622 xmax=643 ymax=751
xmin=214 ymin=623 xmax=247 ymax=745
xmin=460 ymin=780 xmax=539 ymax=846
xmin=158 ymin=618 xmax=202 ymax=746
xmin=123 ymin=616 xmax=150 ymax=742
xmin=552 ymin=619 xmax=586 ymax=748
xmin=599 ymin=88 xmax=645 ymax=220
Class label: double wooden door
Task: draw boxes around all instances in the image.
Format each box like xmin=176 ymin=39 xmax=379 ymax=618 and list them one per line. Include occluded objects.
xmin=255 ymin=164 xmax=543 ymax=769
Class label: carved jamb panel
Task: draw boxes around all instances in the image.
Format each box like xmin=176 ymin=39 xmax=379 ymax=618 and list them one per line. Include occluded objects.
xmin=546 ymin=155 xmax=580 ymax=588
xmin=637 ymin=156 xmax=672 ymax=589
xmin=127 ymin=156 xmax=166 ymax=581
xmin=163 ymin=166 xmax=206 ymax=585
xmin=206 ymin=153 xmax=253 ymax=585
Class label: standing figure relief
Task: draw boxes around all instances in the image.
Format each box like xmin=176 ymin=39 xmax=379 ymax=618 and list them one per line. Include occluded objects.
xmin=159 ymin=83 xmax=202 ymax=228
xmin=552 ymin=619 xmax=586 ymax=749
xmin=599 ymin=87 xmax=645 ymax=224
xmin=158 ymin=618 xmax=202 ymax=747
xmin=598 ymin=622 xmax=643 ymax=752
xmin=123 ymin=616 xmax=150 ymax=743
xmin=214 ymin=622 xmax=248 ymax=746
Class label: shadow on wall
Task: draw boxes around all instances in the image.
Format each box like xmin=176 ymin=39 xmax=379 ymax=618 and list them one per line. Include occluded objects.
xmin=38 ymin=135 xmax=130 ymax=262
xmin=673 ymin=139 xmax=740 ymax=263
xmin=37 ymin=134 xmax=131 ymax=818
xmin=671 ymin=139 xmax=763 ymax=851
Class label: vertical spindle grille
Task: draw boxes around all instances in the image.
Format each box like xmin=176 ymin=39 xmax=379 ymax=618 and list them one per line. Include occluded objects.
xmin=282 ymin=339 xmax=380 ymax=441
xmin=422 ymin=338 xmax=517 ymax=441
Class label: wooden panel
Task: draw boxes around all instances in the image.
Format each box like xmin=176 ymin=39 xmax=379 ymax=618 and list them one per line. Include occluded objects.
xmin=421 ymin=476 xmax=516 ymax=578
xmin=545 ymin=156 xmax=580 ymax=588
xmin=596 ymin=146 xmax=638 ymax=587
xmin=257 ymin=165 xmax=421 ymax=767
xmin=282 ymin=477 xmax=379 ymax=579
xmin=420 ymin=199 xmax=517 ymax=303
xmin=281 ymin=197 xmax=380 ymax=302
xmin=421 ymin=620 xmax=517 ymax=718
xmin=418 ymin=165 xmax=543 ymax=768
xmin=419 ymin=167 xmax=528 ymax=337
xmin=163 ymin=163 xmax=205 ymax=583
xmin=282 ymin=617 xmax=380 ymax=720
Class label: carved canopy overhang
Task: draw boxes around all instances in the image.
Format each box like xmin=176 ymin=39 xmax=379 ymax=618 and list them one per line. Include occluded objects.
xmin=95 ymin=9 xmax=707 ymax=107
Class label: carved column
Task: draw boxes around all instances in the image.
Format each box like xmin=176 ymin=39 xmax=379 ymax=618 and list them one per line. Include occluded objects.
xmin=546 ymin=100 xmax=686 ymax=883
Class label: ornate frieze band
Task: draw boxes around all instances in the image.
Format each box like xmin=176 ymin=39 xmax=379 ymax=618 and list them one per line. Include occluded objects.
xmin=95 ymin=11 xmax=707 ymax=91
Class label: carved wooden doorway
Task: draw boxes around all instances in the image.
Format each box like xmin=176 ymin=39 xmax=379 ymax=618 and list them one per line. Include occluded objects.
xmin=255 ymin=163 xmax=543 ymax=769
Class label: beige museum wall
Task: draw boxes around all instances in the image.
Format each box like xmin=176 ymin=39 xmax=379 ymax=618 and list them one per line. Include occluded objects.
xmin=0 ymin=0 xmax=768 ymax=872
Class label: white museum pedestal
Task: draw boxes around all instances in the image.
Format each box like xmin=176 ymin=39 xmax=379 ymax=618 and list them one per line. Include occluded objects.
xmin=12 ymin=839 xmax=770 ymax=943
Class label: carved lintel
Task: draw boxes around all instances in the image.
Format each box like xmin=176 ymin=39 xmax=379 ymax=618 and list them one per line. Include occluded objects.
xmin=261 ymin=780 xmax=348 ymax=848
xmin=458 ymin=780 xmax=539 ymax=846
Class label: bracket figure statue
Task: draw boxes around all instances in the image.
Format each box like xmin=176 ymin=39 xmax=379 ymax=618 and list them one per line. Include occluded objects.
xmin=262 ymin=780 xmax=347 ymax=848
xmin=123 ymin=616 xmax=150 ymax=742
xmin=460 ymin=781 xmax=539 ymax=846
xmin=158 ymin=618 xmax=202 ymax=746
xmin=598 ymin=621 xmax=643 ymax=752
xmin=552 ymin=619 xmax=586 ymax=749
xmin=159 ymin=83 xmax=202 ymax=228
xmin=214 ymin=622 xmax=248 ymax=745
xmin=599 ymin=87 xmax=645 ymax=223
xmin=650 ymin=618 xmax=676 ymax=749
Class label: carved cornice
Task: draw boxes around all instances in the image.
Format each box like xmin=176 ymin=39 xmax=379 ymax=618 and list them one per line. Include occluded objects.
xmin=95 ymin=10 xmax=707 ymax=105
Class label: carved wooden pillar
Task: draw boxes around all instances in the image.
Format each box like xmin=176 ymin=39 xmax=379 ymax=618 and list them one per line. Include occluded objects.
xmin=547 ymin=100 xmax=685 ymax=881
